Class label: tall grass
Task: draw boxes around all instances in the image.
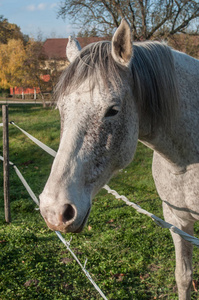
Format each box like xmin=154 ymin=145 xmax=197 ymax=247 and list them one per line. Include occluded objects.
xmin=0 ymin=105 xmax=198 ymax=299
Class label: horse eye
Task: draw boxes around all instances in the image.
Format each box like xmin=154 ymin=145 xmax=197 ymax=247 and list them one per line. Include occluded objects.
xmin=104 ymin=106 xmax=120 ymax=118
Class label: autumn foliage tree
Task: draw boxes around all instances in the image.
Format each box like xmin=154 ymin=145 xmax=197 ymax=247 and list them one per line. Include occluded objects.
xmin=0 ymin=39 xmax=26 ymax=89
xmin=23 ymin=39 xmax=48 ymax=104
xmin=0 ymin=16 xmax=51 ymax=105
xmin=0 ymin=16 xmax=29 ymax=93
xmin=0 ymin=15 xmax=28 ymax=44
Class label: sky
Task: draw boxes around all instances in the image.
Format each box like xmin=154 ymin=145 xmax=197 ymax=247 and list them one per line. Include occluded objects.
xmin=0 ymin=0 xmax=79 ymax=40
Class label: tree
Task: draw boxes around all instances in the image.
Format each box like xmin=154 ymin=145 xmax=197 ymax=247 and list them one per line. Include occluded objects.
xmin=0 ymin=39 xmax=26 ymax=89
xmin=168 ymin=34 xmax=199 ymax=58
xmin=0 ymin=35 xmax=60 ymax=106
xmin=58 ymin=0 xmax=199 ymax=40
xmin=23 ymin=39 xmax=48 ymax=107
xmin=24 ymin=39 xmax=61 ymax=107
xmin=77 ymin=27 xmax=98 ymax=37
xmin=0 ymin=15 xmax=28 ymax=44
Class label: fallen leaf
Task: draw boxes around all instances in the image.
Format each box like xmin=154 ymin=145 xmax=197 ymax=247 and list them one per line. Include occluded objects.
xmin=63 ymin=283 xmax=73 ymax=290
xmin=106 ymin=219 xmax=114 ymax=223
xmin=111 ymin=272 xmax=126 ymax=282
xmin=140 ymin=275 xmax=144 ymax=281
xmin=140 ymin=274 xmax=149 ymax=281
xmin=60 ymin=257 xmax=73 ymax=264
xmin=24 ymin=279 xmax=39 ymax=287
xmin=192 ymin=280 xmax=198 ymax=292
xmin=21 ymin=160 xmax=34 ymax=166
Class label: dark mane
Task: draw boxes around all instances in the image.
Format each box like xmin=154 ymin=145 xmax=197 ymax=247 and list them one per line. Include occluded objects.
xmin=132 ymin=41 xmax=179 ymax=131
xmin=55 ymin=40 xmax=179 ymax=132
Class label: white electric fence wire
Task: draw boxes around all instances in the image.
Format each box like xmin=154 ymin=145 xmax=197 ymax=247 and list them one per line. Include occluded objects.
xmin=103 ymin=185 xmax=199 ymax=248
xmin=10 ymin=121 xmax=57 ymax=158
xmin=0 ymin=129 xmax=108 ymax=299
xmin=55 ymin=231 xmax=108 ymax=300
xmin=0 ymin=155 xmax=39 ymax=206
xmin=13 ymin=165 xmax=40 ymax=206
xmin=10 ymin=122 xmax=199 ymax=249
xmin=5 ymin=122 xmax=199 ymax=298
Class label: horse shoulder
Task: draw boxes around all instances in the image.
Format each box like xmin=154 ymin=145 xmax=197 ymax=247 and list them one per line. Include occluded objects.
xmin=152 ymin=151 xmax=199 ymax=222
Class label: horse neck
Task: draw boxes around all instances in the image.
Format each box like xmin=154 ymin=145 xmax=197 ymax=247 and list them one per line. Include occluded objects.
xmin=138 ymin=50 xmax=199 ymax=173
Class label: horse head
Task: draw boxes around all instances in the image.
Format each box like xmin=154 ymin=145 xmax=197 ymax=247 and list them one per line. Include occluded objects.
xmin=39 ymin=20 xmax=139 ymax=233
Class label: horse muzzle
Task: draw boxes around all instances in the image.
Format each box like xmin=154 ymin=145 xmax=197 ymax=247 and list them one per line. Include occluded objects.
xmin=40 ymin=202 xmax=91 ymax=233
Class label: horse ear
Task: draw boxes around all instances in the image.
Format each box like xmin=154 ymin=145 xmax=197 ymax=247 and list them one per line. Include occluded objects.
xmin=112 ymin=19 xmax=132 ymax=66
xmin=66 ymin=36 xmax=81 ymax=63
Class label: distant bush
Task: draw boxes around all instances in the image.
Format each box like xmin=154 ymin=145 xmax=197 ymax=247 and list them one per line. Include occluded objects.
xmin=0 ymin=88 xmax=10 ymax=98
xmin=168 ymin=34 xmax=199 ymax=58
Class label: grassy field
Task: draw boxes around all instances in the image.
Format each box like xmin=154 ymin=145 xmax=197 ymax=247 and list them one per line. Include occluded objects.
xmin=0 ymin=105 xmax=198 ymax=299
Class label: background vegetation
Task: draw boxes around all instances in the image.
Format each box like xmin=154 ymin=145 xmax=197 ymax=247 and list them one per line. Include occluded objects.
xmin=0 ymin=105 xmax=199 ymax=299
xmin=0 ymin=1 xmax=199 ymax=98
xmin=59 ymin=0 xmax=199 ymax=40
xmin=0 ymin=15 xmax=57 ymax=103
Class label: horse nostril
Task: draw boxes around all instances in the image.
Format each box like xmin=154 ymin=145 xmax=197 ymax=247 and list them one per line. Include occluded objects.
xmin=61 ymin=204 xmax=76 ymax=223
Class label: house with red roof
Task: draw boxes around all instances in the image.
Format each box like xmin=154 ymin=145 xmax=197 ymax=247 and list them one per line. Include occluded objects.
xmin=10 ymin=36 xmax=109 ymax=99
xmin=43 ymin=36 xmax=108 ymax=59
xmin=42 ymin=36 xmax=108 ymax=71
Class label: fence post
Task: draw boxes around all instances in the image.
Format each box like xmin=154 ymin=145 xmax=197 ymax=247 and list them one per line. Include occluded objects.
xmin=2 ymin=105 xmax=11 ymax=223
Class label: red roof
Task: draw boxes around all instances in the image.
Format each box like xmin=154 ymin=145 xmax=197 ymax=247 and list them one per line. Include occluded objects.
xmin=43 ymin=36 xmax=110 ymax=60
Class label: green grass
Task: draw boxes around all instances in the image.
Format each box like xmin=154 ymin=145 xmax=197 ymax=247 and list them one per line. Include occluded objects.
xmin=0 ymin=105 xmax=198 ymax=299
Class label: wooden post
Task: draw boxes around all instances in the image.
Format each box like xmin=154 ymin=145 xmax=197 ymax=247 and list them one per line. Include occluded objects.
xmin=2 ymin=105 xmax=11 ymax=223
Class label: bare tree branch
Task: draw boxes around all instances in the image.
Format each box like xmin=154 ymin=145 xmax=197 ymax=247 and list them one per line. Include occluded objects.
xmin=58 ymin=0 xmax=199 ymax=39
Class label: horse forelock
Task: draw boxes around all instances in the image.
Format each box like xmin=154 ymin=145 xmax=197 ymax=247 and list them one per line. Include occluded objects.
xmin=55 ymin=41 xmax=127 ymax=103
xmin=55 ymin=40 xmax=179 ymax=134
xmin=131 ymin=41 xmax=179 ymax=133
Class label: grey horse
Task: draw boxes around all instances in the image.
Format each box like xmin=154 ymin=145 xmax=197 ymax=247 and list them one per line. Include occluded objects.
xmin=40 ymin=20 xmax=199 ymax=299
